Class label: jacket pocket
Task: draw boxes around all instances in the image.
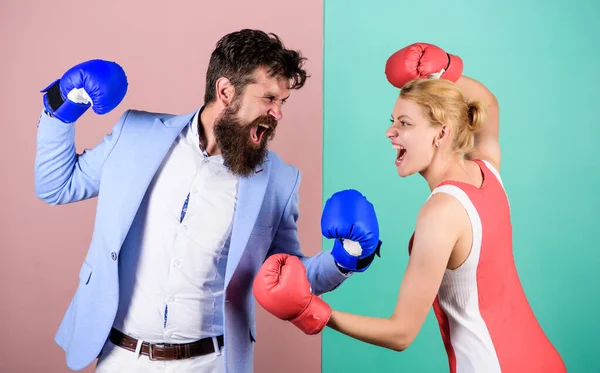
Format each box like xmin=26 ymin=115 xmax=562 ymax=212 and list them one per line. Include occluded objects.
xmin=78 ymin=261 xmax=93 ymax=285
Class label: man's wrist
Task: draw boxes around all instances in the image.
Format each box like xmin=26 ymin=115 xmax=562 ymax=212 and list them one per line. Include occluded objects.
xmin=335 ymin=262 xmax=351 ymax=274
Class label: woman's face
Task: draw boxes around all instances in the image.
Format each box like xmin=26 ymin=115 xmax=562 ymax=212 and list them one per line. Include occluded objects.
xmin=386 ymin=97 xmax=440 ymax=178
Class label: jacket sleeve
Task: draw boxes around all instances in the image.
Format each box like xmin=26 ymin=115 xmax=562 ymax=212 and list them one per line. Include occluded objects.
xmin=266 ymin=169 xmax=352 ymax=296
xmin=34 ymin=109 xmax=130 ymax=205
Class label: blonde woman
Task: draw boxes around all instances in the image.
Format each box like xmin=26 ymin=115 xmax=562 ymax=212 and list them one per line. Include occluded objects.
xmin=252 ymin=43 xmax=567 ymax=373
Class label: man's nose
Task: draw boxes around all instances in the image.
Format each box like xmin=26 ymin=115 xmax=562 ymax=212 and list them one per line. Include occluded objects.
xmin=269 ymin=104 xmax=283 ymax=121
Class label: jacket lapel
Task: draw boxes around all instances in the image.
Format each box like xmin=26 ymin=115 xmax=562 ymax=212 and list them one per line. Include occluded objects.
xmin=225 ymin=157 xmax=271 ymax=288
xmin=113 ymin=111 xmax=196 ymax=248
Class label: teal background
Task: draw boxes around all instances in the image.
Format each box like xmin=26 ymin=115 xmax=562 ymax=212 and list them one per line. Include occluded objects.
xmin=322 ymin=0 xmax=600 ymax=372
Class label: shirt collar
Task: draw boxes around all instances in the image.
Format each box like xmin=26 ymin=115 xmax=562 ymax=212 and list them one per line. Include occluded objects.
xmin=190 ymin=106 xmax=210 ymax=159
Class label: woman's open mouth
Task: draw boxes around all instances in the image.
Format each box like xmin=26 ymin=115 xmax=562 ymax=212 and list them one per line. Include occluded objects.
xmin=394 ymin=144 xmax=407 ymax=165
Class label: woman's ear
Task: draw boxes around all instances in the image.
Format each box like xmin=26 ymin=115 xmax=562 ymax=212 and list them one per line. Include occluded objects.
xmin=436 ymin=124 xmax=451 ymax=147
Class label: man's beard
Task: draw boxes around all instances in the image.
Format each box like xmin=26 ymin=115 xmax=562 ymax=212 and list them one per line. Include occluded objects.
xmin=213 ymin=101 xmax=278 ymax=177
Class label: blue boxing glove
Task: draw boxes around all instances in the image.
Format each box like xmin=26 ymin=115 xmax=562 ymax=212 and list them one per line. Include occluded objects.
xmin=321 ymin=189 xmax=382 ymax=272
xmin=41 ymin=59 xmax=128 ymax=124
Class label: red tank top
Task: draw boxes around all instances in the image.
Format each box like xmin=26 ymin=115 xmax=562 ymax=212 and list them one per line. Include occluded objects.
xmin=408 ymin=159 xmax=566 ymax=373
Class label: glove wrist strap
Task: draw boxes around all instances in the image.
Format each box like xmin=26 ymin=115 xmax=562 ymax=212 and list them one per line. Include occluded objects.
xmin=331 ymin=239 xmax=382 ymax=273
xmin=41 ymin=79 xmax=90 ymax=124
xmin=441 ymin=53 xmax=463 ymax=82
xmin=43 ymin=80 xmax=64 ymax=111
xmin=355 ymin=240 xmax=382 ymax=271
xmin=290 ymin=295 xmax=332 ymax=335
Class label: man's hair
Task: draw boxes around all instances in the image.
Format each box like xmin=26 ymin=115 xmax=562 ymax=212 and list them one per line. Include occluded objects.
xmin=204 ymin=29 xmax=308 ymax=104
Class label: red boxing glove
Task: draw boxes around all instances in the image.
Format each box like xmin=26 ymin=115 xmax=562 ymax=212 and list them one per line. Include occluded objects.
xmin=385 ymin=42 xmax=463 ymax=88
xmin=253 ymin=254 xmax=332 ymax=335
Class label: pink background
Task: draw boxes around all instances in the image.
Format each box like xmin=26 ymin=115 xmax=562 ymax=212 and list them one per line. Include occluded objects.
xmin=1 ymin=1 xmax=323 ymax=372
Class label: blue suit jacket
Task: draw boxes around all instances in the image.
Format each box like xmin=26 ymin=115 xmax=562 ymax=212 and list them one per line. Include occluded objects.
xmin=34 ymin=108 xmax=349 ymax=372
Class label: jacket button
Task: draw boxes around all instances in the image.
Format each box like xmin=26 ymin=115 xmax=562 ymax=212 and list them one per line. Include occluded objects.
xmin=111 ymin=252 xmax=118 ymax=261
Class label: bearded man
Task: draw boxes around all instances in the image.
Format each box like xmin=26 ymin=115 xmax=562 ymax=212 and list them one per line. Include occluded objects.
xmin=34 ymin=29 xmax=382 ymax=373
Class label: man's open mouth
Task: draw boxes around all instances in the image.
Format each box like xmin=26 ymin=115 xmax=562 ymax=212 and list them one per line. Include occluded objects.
xmin=250 ymin=124 xmax=270 ymax=145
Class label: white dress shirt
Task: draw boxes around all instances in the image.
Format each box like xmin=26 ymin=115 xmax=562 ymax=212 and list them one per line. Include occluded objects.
xmin=111 ymin=108 xmax=239 ymax=346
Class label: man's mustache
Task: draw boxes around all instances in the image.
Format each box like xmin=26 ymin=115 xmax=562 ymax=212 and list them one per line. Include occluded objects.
xmin=247 ymin=115 xmax=278 ymax=130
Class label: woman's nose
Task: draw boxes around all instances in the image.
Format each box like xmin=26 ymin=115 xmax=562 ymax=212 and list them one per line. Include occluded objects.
xmin=385 ymin=126 xmax=397 ymax=138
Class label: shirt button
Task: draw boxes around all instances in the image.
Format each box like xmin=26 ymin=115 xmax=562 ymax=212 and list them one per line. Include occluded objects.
xmin=111 ymin=252 xmax=117 ymax=261
xmin=181 ymin=225 xmax=187 ymax=231
xmin=174 ymin=260 xmax=180 ymax=267
xmin=169 ymin=297 xmax=175 ymax=302
xmin=192 ymin=188 xmax=198 ymax=194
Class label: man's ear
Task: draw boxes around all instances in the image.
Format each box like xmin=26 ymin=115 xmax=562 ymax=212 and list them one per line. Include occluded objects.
xmin=216 ymin=77 xmax=235 ymax=105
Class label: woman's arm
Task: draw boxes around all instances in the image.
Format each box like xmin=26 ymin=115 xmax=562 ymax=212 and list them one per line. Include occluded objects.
xmin=455 ymin=76 xmax=501 ymax=170
xmin=326 ymin=193 xmax=463 ymax=351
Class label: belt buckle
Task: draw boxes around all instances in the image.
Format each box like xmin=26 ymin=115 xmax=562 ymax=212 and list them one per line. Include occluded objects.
xmin=148 ymin=343 xmax=171 ymax=361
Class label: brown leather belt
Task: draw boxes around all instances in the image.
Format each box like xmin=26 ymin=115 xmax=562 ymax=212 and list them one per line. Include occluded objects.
xmin=109 ymin=328 xmax=224 ymax=361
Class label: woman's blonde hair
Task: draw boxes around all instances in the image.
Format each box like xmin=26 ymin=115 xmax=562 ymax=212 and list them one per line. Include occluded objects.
xmin=399 ymin=79 xmax=487 ymax=154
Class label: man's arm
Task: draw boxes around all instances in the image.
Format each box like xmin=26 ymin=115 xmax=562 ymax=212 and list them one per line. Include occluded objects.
xmin=34 ymin=109 xmax=128 ymax=205
xmin=455 ymin=76 xmax=501 ymax=170
xmin=35 ymin=59 xmax=128 ymax=205
xmin=266 ymin=172 xmax=350 ymax=296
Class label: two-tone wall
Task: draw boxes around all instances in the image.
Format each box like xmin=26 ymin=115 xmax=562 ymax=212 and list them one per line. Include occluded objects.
xmin=1 ymin=0 xmax=598 ymax=372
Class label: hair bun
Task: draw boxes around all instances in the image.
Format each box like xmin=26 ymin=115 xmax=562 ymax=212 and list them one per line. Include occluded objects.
xmin=467 ymin=100 xmax=486 ymax=133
